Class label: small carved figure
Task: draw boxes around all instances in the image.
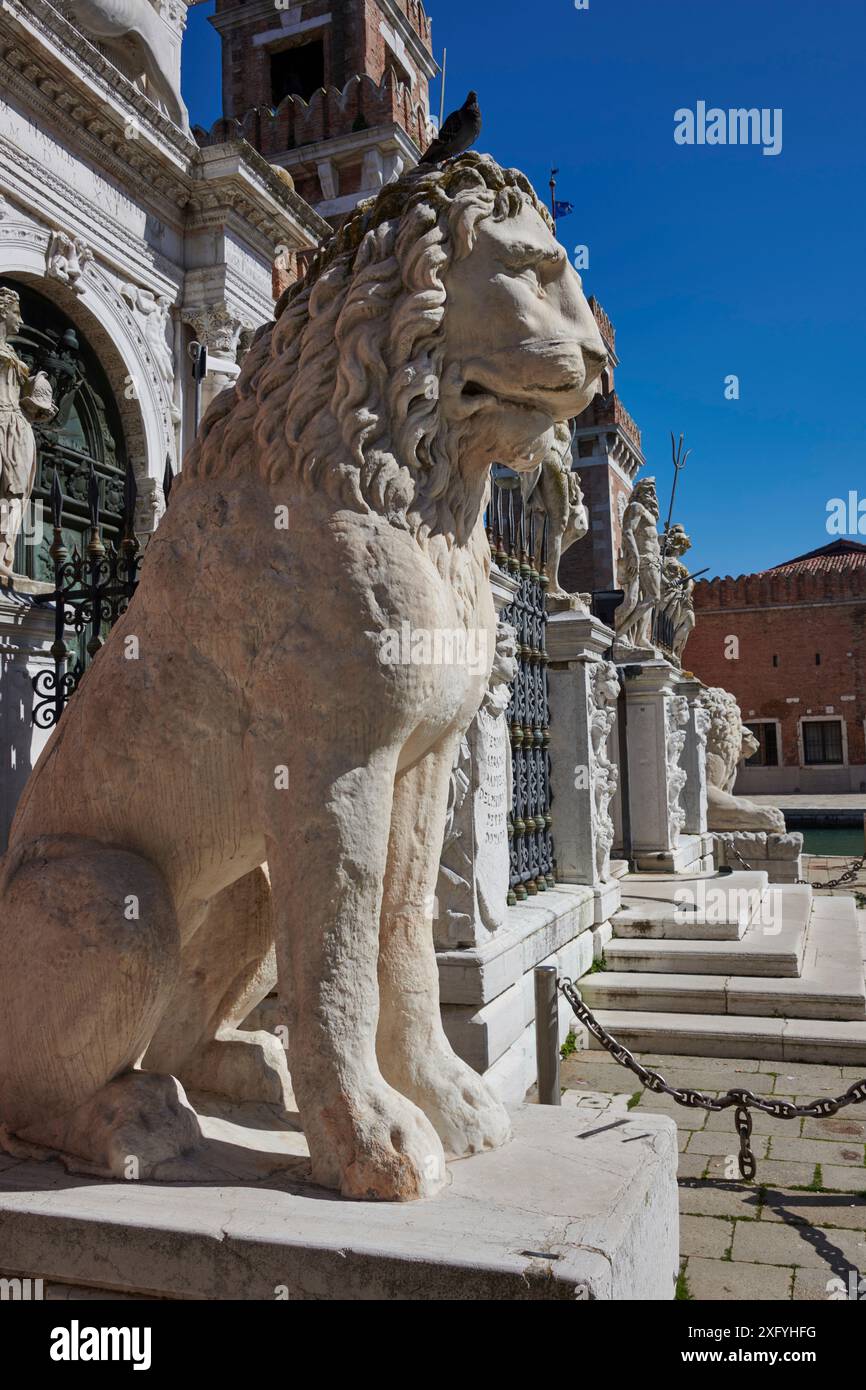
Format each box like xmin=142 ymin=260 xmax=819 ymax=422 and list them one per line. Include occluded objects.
xmin=0 ymin=288 xmax=55 ymax=573
xmin=520 ymin=420 xmax=589 ymax=602
xmin=588 ymin=660 xmax=620 ymax=882
xmin=615 ymin=477 xmax=661 ymax=650
xmin=46 ymin=232 xmax=93 ymax=295
xmin=659 ymin=523 xmax=696 ymax=661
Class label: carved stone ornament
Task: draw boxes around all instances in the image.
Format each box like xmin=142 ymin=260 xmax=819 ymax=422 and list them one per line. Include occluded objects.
xmin=587 ymin=659 xmax=620 ymax=882
xmin=46 ymin=231 xmax=93 ymax=295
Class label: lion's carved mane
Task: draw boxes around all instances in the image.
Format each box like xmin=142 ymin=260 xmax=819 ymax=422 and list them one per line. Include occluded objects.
xmin=182 ymin=155 xmax=554 ymax=551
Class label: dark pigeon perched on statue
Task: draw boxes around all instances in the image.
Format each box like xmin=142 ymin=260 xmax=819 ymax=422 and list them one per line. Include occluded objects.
xmin=420 ymin=91 xmax=482 ymax=164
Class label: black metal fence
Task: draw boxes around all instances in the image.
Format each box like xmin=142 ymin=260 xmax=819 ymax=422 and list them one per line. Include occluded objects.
xmin=487 ymin=484 xmax=555 ymax=903
xmin=30 ymin=459 xmax=167 ymax=729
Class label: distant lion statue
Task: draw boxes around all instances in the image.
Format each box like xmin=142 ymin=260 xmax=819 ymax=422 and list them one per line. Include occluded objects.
xmin=697 ymin=686 xmax=785 ymax=832
xmin=0 ymin=155 xmax=607 ymax=1200
xmin=68 ymin=0 xmax=189 ymax=131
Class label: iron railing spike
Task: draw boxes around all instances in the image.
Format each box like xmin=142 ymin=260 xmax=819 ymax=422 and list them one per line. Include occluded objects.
xmin=50 ymin=468 xmax=63 ymax=530
xmin=122 ymin=457 xmax=137 ymax=538
xmin=163 ymin=455 xmax=174 ymax=507
xmin=87 ymin=460 xmax=100 ymax=530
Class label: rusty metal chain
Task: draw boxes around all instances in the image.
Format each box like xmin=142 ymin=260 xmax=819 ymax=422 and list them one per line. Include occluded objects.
xmin=558 ymin=976 xmax=866 ymax=1180
xmin=723 ymin=838 xmax=866 ymax=891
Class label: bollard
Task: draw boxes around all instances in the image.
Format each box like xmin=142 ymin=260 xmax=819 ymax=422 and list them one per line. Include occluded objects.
xmin=534 ymin=964 xmax=561 ymax=1105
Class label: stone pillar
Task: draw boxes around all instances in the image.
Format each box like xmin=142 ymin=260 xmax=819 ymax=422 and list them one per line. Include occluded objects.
xmin=180 ymin=304 xmax=252 ymax=425
xmin=433 ymin=565 xmax=518 ymax=948
xmin=0 ymin=589 xmax=56 ymax=849
xmin=547 ymin=611 xmax=621 ymax=923
xmin=676 ymin=674 xmax=710 ymax=838
xmin=621 ymin=660 xmax=698 ymax=872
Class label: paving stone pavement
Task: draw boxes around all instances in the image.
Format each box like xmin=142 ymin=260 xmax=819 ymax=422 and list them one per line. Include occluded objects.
xmin=560 ymin=1050 xmax=866 ymax=1302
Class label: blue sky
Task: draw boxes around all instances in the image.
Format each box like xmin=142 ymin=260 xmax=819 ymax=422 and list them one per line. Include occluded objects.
xmin=182 ymin=0 xmax=866 ymax=580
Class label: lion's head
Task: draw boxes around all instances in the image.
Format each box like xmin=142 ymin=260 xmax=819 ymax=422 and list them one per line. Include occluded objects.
xmin=697 ymin=686 xmax=751 ymax=792
xmin=184 ymin=153 xmax=607 ymax=546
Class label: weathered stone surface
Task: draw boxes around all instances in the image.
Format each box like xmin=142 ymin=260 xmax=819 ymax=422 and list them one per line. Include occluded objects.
xmin=0 ymin=1104 xmax=679 ymax=1300
xmin=684 ymin=1256 xmax=793 ymax=1301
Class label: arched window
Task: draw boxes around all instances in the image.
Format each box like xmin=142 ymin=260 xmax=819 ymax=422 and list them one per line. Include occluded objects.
xmin=1 ymin=278 xmax=127 ymax=581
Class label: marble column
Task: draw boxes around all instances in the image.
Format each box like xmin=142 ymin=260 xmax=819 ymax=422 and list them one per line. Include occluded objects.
xmin=547 ymin=610 xmax=621 ymax=923
xmin=676 ymin=673 xmax=710 ymax=838
xmin=620 ymin=659 xmax=694 ymax=870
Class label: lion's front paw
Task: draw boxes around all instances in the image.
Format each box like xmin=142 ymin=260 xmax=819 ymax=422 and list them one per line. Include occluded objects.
xmin=386 ymin=1046 xmax=512 ymax=1159
xmin=310 ymin=1081 xmax=447 ymax=1202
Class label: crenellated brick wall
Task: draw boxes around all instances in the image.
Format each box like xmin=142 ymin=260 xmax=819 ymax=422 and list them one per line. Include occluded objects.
xmin=194 ymin=70 xmax=430 ymax=162
xmin=685 ymin=542 xmax=866 ymax=791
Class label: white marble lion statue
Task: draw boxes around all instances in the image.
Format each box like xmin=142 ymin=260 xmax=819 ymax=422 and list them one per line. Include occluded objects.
xmin=0 ymin=154 xmax=607 ymax=1200
xmin=697 ymin=686 xmax=785 ymax=832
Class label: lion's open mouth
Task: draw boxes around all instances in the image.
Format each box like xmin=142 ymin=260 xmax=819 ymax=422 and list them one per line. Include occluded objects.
xmin=460 ymin=379 xmax=579 ymax=412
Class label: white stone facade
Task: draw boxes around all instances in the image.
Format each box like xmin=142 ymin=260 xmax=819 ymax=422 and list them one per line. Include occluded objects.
xmin=0 ymin=0 xmax=327 ymax=513
xmin=0 ymin=0 xmax=328 ymax=840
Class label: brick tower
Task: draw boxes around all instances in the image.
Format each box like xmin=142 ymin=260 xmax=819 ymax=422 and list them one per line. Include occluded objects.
xmin=559 ymin=298 xmax=646 ymax=597
xmin=202 ymin=0 xmax=437 ymax=223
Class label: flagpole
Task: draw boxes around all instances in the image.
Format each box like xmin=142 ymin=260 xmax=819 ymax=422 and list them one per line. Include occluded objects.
xmin=549 ymin=167 xmax=558 ymax=235
xmin=439 ymin=49 xmax=447 ymax=128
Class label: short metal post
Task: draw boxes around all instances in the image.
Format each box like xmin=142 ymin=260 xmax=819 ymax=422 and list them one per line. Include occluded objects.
xmin=534 ymin=964 xmax=561 ymax=1105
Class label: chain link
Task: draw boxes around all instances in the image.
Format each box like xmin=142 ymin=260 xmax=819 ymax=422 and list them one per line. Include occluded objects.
xmin=724 ymin=839 xmax=866 ymax=891
xmin=558 ymin=976 xmax=866 ymax=1180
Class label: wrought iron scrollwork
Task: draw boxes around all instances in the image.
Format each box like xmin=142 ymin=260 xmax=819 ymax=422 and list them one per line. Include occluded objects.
xmin=31 ymin=458 xmax=145 ymax=728
xmin=487 ymin=482 xmax=555 ymax=903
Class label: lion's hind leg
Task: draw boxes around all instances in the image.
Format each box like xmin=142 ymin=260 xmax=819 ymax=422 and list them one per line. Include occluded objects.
xmin=0 ymin=835 xmax=201 ymax=1177
xmin=144 ymin=866 xmax=293 ymax=1110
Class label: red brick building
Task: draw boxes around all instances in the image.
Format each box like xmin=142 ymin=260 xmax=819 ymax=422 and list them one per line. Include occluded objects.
xmin=686 ymin=540 xmax=866 ymax=794
xmin=196 ymin=0 xmax=436 ymax=222
xmin=559 ymin=299 xmax=645 ymax=596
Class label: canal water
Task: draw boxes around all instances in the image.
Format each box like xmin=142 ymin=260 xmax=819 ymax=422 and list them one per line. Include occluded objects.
xmin=797 ymin=826 xmax=866 ymax=857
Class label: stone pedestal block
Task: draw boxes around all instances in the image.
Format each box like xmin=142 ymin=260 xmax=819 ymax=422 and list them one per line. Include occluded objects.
xmin=620 ymin=660 xmax=689 ymax=859
xmin=713 ymin=829 xmax=804 ymax=884
xmin=0 ymin=1103 xmax=679 ymax=1300
xmin=547 ymin=610 xmax=621 ymax=903
xmin=437 ymin=883 xmax=595 ymax=1101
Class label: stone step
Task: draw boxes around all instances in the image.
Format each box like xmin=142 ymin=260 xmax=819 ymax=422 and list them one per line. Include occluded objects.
xmin=604 ymin=886 xmax=811 ymax=976
xmin=612 ymin=870 xmax=773 ymax=941
xmin=585 ymin=896 xmax=863 ymax=1020
xmin=585 ymin=1009 xmax=866 ymax=1067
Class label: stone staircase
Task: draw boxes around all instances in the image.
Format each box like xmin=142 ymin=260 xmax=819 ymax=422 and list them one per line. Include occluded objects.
xmin=581 ymin=870 xmax=866 ymax=1065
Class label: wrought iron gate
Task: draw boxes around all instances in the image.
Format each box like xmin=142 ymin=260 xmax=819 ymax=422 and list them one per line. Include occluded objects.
xmin=488 ymin=481 xmax=555 ymax=903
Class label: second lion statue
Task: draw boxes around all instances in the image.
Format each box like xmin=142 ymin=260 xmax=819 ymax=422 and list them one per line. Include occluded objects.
xmin=0 ymin=155 xmax=607 ymax=1201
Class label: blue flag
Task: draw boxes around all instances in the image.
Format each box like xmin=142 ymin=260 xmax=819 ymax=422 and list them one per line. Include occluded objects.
xmin=553 ymin=199 xmax=574 ymax=219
